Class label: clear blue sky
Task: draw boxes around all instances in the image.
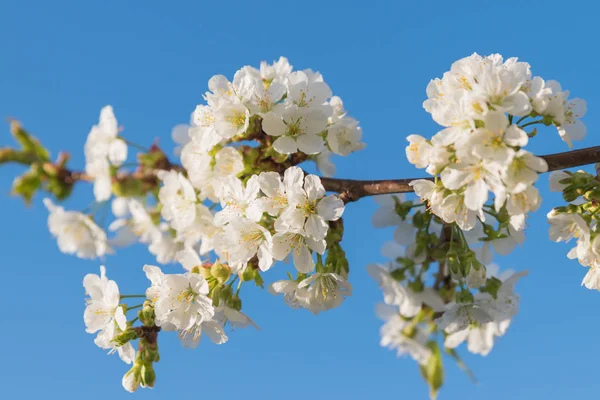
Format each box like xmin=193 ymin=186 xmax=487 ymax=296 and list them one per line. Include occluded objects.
xmin=0 ymin=1 xmax=598 ymax=399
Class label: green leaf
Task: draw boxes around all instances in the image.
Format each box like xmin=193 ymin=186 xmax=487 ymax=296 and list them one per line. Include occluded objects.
xmin=420 ymin=341 xmax=444 ymax=400
xmin=10 ymin=121 xmax=50 ymax=162
xmin=12 ymin=166 xmax=42 ymax=204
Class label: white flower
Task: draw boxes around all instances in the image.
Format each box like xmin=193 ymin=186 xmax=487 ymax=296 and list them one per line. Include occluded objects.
xmin=257 ymin=167 xmax=304 ymax=217
xmin=543 ymin=81 xmax=587 ymax=147
xmin=268 ymin=279 xmax=310 ymax=309
xmin=523 ymin=76 xmax=553 ymax=114
xmin=286 ymin=70 xmax=332 ymax=109
xmin=367 ymin=264 xmax=445 ymax=316
xmin=504 ymin=185 xmax=542 ymax=217
xmin=157 ymin=170 xmax=197 ymax=231
xmin=86 ymin=157 xmax=112 ymax=202
xmin=502 ymin=150 xmax=547 ymax=193
xmin=278 ymin=173 xmax=344 ymax=241
xmin=582 ymin=267 xmax=600 ymax=291
xmin=435 ymin=301 xmax=493 ymax=334
xmin=548 ymin=170 xmax=570 ymax=192
xmin=83 ymin=266 xmax=135 ymax=364
xmin=272 ymin=229 xmax=325 ymax=273
xmin=84 ymin=106 xmax=128 ymax=201
xmin=84 ymin=105 xmax=128 ymax=166
xmin=214 ymin=305 xmax=260 ymax=330
xmin=467 ymin=112 xmax=524 ymax=164
xmin=297 ymin=272 xmax=352 ymax=314
xmin=405 ymin=135 xmax=433 ymax=169
xmin=143 ymin=265 xmax=214 ymax=331
xmin=177 ymin=318 xmax=228 ymax=349
xmin=262 ymin=105 xmax=327 ymax=154
xmin=441 ymin=162 xmax=503 ymax=213
xmin=148 ymin=229 xmax=184 ymax=265
xmin=326 ymin=116 xmax=365 ymax=156
xmin=233 ymin=67 xmax=286 ymax=114
xmin=260 ymin=56 xmax=293 ymax=84
xmin=444 ymin=321 xmax=498 ymax=356
xmin=314 ymin=149 xmax=336 ymax=177
xmin=44 ymin=198 xmax=110 ymax=259
xmin=190 ymin=105 xmax=223 ymax=153
xmin=214 ymin=176 xmax=263 ymax=224
xmin=371 ymin=194 xmax=403 ymax=228
xmin=547 ymin=211 xmax=589 ymax=243
xmin=213 ymin=99 xmax=250 ymax=139
xmin=171 ymin=123 xmax=191 ymax=156
xmin=221 ymin=218 xmax=274 ymax=272
xmin=376 ymin=304 xmax=431 ymax=365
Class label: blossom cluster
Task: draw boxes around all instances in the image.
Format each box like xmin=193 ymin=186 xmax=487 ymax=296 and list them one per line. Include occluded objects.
xmin=25 ymin=53 xmax=593 ymax=398
xmin=39 ymin=57 xmax=364 ymax=393
xmin=547 ymin=169 xmax=600 ymax=290
xmin=369 ymin=192 xmax=527 ymax=392
xmin=408 ymin=53 xmax=586 ymax=234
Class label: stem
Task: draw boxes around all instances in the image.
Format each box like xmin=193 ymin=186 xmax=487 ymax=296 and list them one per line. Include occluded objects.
xmin=122 ymin=138 xmax=149 ymax=152
xmin=519 ymin=120 xmax=543 ymax=128
xmin=515 ymin=115 xmax=529 ymax=125
xmin=120 ymin=294 xmax=146 ymax=299
xmin=126 ymin=304 xmax=143 ymax=312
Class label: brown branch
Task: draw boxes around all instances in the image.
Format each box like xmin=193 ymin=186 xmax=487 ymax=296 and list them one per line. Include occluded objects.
xmin=321 ymin=146 xmax=600 ymax=202
xmin=6 ymin=143 xmax=600 ymax=204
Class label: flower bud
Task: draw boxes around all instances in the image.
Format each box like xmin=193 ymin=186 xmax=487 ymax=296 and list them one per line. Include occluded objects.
xmin=465 ymin=262 xmax=486 ymax=288
xmin=140 ymin=363 xmax=156 ymax=389
xmin=122 ymin=365 xmax=142 ymax=393
xmin=211 ymin=261 xmax=231 ymax=284
xmin=199 ymin=264 xmax=213 ymax=279
xmin=229 ymin=295 xmax=242 ymax=311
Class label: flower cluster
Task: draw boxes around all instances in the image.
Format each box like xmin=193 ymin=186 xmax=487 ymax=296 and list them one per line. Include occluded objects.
xmin=409 ymin=53 xmax=585 ymax=234
xmin=547 ymin=169 xmax=600 ymax=289
xmin=22 ymin=53 xmax=593 ymax=398
xmin=369 ymin=193 xmax=527 ymax=395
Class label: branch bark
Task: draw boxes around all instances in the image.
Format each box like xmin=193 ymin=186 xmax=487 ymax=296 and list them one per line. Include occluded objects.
xmin=6 ymin=145 xmax=600 ymax=204
xmin=321 ymin=146 xmax=600 ymax=202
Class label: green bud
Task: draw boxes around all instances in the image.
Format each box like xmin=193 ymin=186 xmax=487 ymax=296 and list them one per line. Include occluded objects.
xmin=112 ymin=328 xmax=140 ymax=346
xmin=480 ymin=277 xmax=502 ymax=299
xmin=420 ymin=341 xmax=444 ymax=400
xmin=563 ymin=188 xmax=580 ymax=203
xmin=229 ymin=295 xmax=242 ymax=311
xmin=140 ymin=363 xmax=156 ymax=388
xmin=254 ymin=271 xmax=264 ymax=288
xmin=390 ymin=268 xmax=406 ymax=281
xmin=210 ymin=261 xmax=231 ymax=284
xmin=138 ymin=301 xmax=156 ymax=326
xmin=219 ymin=285 xmax=233 ymax=303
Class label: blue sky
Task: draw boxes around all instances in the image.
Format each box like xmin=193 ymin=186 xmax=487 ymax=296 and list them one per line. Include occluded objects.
xmin=0 ymin=0 xmax=599 ymax=398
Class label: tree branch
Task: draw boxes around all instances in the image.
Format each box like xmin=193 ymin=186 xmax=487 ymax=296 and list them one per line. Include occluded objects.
xmin=321 ymin=146 xmax=600 ymax=202
xmin=5 ymin=142 xmax=600 ymax=204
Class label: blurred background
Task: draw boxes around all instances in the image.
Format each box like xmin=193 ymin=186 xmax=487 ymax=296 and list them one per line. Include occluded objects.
xmin=0 ymin=0 xmax=598 ymax=398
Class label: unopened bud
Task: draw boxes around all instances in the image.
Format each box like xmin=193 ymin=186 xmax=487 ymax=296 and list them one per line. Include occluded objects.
xmin=465 ymin=262 xmax=486 ymax=289
xmin=229 ymin=295 xmax=242 ymax=311
xmin=122 ymin=366 xmax=142 ymax=393
xmin=140 ymin=363 xmax=156 ymax=389
xmin=211 ymin=261 xmax=231 ymax=284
